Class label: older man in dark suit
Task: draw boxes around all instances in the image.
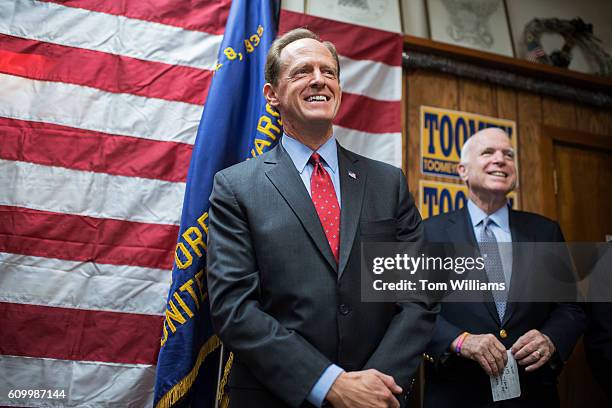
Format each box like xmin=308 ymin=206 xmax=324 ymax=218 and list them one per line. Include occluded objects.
xmin=423 ymin=128 xmax=586 ymax=407
xmin=206 ymin=28 xmax=437 ymax=408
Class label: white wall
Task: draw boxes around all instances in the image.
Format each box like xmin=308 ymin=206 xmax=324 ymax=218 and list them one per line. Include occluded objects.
xmin=399 ymin=0 xmax=612 ymax=74
xmin=506 ymin=0 xmax=612 ymax=74
xmin=401 ymin=0 xmax=429 ymax=37
xmin=282 ymin=0 xmax=402 ymax=33
xmin=281 ymin=0 xmax=305 ymax=13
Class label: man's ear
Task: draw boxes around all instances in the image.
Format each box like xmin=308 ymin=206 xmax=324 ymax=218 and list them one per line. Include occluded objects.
xmin=263 ymin=83 xmax=279 ymax=107
xmin=457 ymin=163 xmax=469 ymax=182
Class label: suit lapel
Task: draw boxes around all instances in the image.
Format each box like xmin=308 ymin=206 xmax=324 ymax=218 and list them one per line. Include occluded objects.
xmin=446 ymin=207 xmax=477 ymax=244
xmin=337 ymin=145 xmax=366 ymax=279
xmin=447 ymin=207 xmax=501 ymax=325
xmin=264 ymin=144 xmax=338 ymax=273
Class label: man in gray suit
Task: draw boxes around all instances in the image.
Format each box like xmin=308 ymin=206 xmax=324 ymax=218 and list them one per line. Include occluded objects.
xmin=206 ymin=28 xmax=437 ymax=408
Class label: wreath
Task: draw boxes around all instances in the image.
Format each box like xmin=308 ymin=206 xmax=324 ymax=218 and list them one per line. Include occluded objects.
xmin=524 ymin=18 xmax=612 ymax=76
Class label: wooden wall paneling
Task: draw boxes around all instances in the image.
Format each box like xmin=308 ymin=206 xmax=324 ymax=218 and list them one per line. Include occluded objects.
xmin=494 ymin=86 xmax=520 ymax=207
xmin=540 ymin=124 xmax=612 ymax=408
xmin=495 ymin=86 xmax=518 ymax=122
xmin=405 ymin=69 xmax=459 ymax=202
xmin=403 ymin=35 xmax=612 ymax=94
xmin=574 ymin=105 xmax=612 ymax=136
xmin=406 ymin=97 xmax=422 ymax=198
xmin=402 ymin=71 xmax=407 ymax=172
xmin=542 ymin=97 xmax=577 ymax=129
xmin=547 ymin=126 xmax=612 ymax=151
xmin=542 ymin=125 xmax=612 ymax=243
xmin=554 ymin=143 xmax=612 ymax=242
xmin=539 ymin=97 xmax=577 ymax=221
xmin=516 ymin=91 xmax=547 ymax=215
xmin=536 ymin=128 xmax=557 ymax=220
xmin=405 ymin=70 xmax=459 ymax=109
xmin=457 ymin=78 xmax=496 ymax=117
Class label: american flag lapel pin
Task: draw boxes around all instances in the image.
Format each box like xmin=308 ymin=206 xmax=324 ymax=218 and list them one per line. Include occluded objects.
xmin=348 ymin=170 xmax=357 ymax=180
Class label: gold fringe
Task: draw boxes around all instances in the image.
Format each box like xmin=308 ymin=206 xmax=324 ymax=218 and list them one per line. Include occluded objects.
xmin=220 ymin=393 xmax=230 ymax=408
xmin=155 ymin=335 xmax=221 ymax=408
xmin=216 ymin=352 xmax=234 ymax=403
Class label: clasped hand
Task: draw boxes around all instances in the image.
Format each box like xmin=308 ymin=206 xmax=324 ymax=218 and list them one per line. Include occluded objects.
xmin=326 ymin=369 xmax=402 ymax=408
xmin=455 ymin=329 xmax=555 ymax=376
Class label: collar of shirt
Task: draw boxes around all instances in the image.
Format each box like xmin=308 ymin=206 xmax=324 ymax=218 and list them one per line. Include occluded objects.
xmin=281 ymin=132 xmax=338 ymax=176
xmin=467 ymin=199 xmax=510 ymax=234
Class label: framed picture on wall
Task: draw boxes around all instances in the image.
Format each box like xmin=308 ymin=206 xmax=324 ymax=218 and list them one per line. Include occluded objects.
xmin=425 ymin=0 xmax=514 ymax=57
xmin=307 ymin=0 xmax=402 ymax=33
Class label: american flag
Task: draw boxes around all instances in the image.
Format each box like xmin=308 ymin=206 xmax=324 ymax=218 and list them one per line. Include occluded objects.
xmin=526 ymin=43 xmax=547 ymax=63
xmin=0 ymin=1 xmax=402 ymax=406
xmin=280 ymin=10 xmax=403 ymax=166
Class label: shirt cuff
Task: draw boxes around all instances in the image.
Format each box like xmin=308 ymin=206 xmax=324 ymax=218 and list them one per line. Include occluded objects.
xmin=306 ymin=364 xmax=344 ymax=407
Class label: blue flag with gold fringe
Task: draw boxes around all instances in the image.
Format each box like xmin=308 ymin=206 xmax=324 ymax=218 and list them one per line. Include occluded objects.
xmin=154 ymin=1 xmax=281 ymax=407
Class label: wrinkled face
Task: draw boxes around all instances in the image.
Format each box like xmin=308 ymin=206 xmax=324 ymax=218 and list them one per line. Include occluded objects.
xmin=264 ymin=38 xmax=341 ymax=135
xmin=458 ymin=129 xmax=517 ymax=197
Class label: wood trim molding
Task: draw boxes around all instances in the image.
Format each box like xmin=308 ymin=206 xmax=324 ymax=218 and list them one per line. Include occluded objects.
xmin=538 ymin=129 xmax=558 ymax=220
xmin=538 ymin=125 xmax=612 ymax=221
xmin=404 ymin=35 xmax=612 ymax=93
xmin=542 ymin=125 xmax=612 ymax=151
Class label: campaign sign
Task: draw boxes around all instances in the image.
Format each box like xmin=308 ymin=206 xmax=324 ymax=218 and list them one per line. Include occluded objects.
xmin=421 ymin=106 xmax=517 ymax=178
xmin=419 ymin=180 xmax=518 ymax=220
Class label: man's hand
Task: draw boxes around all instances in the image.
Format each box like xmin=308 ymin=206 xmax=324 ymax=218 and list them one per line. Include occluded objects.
xmin=452 ymin=333 xmax=508 ymax=377
xmin=511 ymin=329 xmax=555 ymax=372
xmin=325 ymin=369 xmax=402 ymax=408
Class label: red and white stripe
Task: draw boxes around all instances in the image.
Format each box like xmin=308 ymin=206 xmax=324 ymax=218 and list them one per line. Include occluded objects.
xmin=0 ymin=3 xmax=402 ymax=407
xmin=280 ymin=10 xmax=403 ymax=168
xmin=0 ymin=0 xmax=229 ymax=406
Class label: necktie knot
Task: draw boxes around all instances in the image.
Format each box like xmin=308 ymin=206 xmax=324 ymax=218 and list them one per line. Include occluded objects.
xmin=483 ymin=217 xmax=492 ymax=227
xmin=482 ymin=217 xmax=497 ymax=233
xmin=309 ymin=152 xmax=322 ymax=166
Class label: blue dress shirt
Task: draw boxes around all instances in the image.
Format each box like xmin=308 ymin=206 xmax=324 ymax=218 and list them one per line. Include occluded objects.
xmin=281 ymin=133 xmax=343 ymax=406
xmin=281 ymin=133 xmax=341 ymax=207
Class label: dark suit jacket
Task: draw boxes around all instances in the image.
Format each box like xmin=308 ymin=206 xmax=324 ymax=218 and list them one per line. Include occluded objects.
xmin=584 ymin=247 xmax=612 ymax=404
xmin=585 ymin=302 xmax=612 ymax=405
xmin=206 ymin=143 xmax=438 ymax=408
xmin=423 ymin=206 xmax=586 ymax=408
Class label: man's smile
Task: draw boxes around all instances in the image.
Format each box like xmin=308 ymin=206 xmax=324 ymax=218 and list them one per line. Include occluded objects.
xmin=487 ymin=171 xmax=508 ymax=178
xmin=304 ymin=94 xmax=330 ymax=102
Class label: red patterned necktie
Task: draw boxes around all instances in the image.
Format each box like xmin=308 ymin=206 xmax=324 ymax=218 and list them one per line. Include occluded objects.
xmin=309 ymin=153 xmax=340 ymax=263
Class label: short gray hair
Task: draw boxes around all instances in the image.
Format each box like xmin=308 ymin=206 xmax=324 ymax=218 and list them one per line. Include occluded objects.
xmin=265 ymin=28 xmax=340 ymax=86
xmin=460 ymin=127 xmax=512 ymax=165
xmin=460 ymin=135 xmax=475 ymax=165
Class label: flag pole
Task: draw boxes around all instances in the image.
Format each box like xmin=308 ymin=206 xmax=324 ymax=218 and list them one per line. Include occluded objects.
xmin=214 ymin=344 xmax=225 ymax=408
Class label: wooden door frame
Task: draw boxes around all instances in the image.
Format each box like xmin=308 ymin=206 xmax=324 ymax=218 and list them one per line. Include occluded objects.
xmin=538 ymin=125 xmax=612 ymax=221
xmin=539 ymin=125 xmax=612 ymax=408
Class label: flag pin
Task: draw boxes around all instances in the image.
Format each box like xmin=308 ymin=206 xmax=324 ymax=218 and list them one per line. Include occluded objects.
xmin=348 ymin=171 xmax=357 ymax=180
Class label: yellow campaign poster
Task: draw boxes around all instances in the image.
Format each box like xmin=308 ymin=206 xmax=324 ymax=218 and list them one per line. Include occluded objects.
xmin=420 ymin=106 xmax=517 ymax=178
xmin=419 ymin=180 xmax=519 ymax=220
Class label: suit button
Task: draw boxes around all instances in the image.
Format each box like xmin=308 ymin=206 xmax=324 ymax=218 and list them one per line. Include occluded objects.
xmin=499 ymin=329 xmax=508 ymax=339
xmin=338 ymin=304 xmax=350 ymax=315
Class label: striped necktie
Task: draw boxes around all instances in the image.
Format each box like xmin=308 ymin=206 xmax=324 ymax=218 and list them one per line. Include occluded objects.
xmin=479 ymin=217 xmax=507 ymax=321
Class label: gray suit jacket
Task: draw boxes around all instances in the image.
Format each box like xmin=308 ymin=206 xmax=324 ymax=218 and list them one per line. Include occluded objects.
xmin=207 ymin=142 xmax=437 ymax=407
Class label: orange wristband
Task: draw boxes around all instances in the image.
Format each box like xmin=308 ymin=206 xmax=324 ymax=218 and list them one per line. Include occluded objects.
xmin=455 ymin=332 xmax=470 ymax=355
